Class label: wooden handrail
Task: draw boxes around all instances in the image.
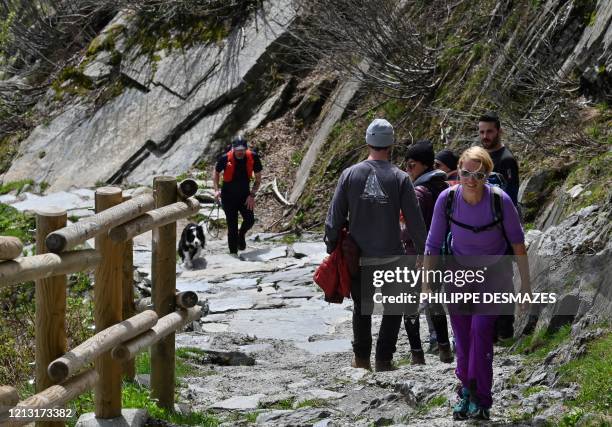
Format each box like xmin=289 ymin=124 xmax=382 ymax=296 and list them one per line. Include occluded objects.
xmin=177 ymin=179 xmax=198 ymax=199
xmin=47 ymin=310 xmax=158 ymax=383
xmin=0 ymin=385 xmax=19 ymax=411
xmin=111 ymin=307 xmax=202 ymax=362
xmin=108 ymin=197 xmax=200 ymax=242
xmin=45 ymin=193 xmax=155 ymax=253
xmin=0 ymin=236 xmax=23 ymax=261
xmin=3 ymin=370 xmax=98 ymax=427
xmin=0 ymin=250 xmax=100 ymax=288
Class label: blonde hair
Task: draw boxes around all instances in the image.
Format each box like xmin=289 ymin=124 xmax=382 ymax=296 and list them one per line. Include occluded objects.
xmin=458 ymin=146 xmax=494 ymax=174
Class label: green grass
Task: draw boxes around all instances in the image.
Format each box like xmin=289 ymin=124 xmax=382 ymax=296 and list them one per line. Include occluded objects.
xmin=136 ymin=350 xmax=199 ymax=379
xmin=523 ymin=385 xmax=547 ymax=397
xmin=244 ymin=411 xmax=260 ymax=423
xmin=513 ymin=324 xmax=572 ymax=362
xmin=0 ymin=202 xmax=35 ymax=243
xmin=67 ymin=383 xmax=220 ymax=427
xmin=558 ymin=333 xmax=612 ymax=414
xmin=259 ymin=397 xmax=294 ymax=410
xmin=0 ymin=179 xmax=34 ymax=195
xmin=413 ymin=395 xmax=447 ymax=416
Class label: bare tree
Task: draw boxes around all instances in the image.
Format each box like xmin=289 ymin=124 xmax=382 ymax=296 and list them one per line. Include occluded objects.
xmin=287 ymin=0 xmax=437 ymax=99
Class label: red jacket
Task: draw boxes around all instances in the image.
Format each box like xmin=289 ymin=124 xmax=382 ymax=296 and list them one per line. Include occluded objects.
xmin=224 ymin=149 xmax=255 ymax=182
xmin=313 ymin=229 xmax=354 ymax=303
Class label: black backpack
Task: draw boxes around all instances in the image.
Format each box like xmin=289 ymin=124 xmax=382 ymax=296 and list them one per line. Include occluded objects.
xmin=441 ymin=185 xmax=512 ymax=256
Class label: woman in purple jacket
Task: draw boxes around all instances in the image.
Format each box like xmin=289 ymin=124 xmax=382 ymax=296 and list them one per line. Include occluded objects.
xmin=423 ymin=147 xmax=531 ymax=420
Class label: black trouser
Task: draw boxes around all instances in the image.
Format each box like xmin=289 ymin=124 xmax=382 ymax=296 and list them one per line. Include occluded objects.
xmin=404 ymin=303 xmax=450 ymax=350
xmin=351 ymin=272 xmax=403 ymax=362
xmin=221 ymin=192 xmax=255 ymax=253
xmin=494 ymin=315 xmax=515 ymax=340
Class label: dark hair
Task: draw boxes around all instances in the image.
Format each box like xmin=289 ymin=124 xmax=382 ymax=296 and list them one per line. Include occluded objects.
xmin=478 ymin=112 xmax=500 ymax=129
xmin=368 ymin=145 xmax=390 ymax=151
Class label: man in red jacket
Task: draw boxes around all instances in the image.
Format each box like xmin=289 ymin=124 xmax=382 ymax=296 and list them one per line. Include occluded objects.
xmin=213 ymin=136 xmax=262 ymax=255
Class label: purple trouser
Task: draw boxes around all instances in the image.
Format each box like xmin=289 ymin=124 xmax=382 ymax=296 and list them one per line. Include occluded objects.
xmin=450 ymin=314 xmax=497 ymax=408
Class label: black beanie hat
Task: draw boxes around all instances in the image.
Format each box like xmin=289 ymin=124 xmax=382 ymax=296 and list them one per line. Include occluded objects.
xmin=435 ymin=149 xmax=459 ymax=171
xmin=405 ymin=139 xmax=435 ymax=168
xmin=232 ymin=136 xmax=247 ymax=149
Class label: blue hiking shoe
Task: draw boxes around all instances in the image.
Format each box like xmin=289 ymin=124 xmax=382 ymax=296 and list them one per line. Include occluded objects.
xmin=467 ymin=401 xmax=491 ymax=420
xmin=452 ymin=387 xmax=470 ymax=420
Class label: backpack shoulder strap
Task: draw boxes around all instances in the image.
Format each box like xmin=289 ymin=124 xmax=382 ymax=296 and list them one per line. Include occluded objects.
xmin=491 ymin=186 xmax=512 ymax=251
xmin=444 ymin=185 xmax=459 ymax=235
xmin=445 ymin=185 xmax=459 ymax=220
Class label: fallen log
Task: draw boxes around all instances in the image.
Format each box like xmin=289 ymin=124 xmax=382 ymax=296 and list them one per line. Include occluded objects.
xmin=0 ymin=237 xmax=23 ymax=261
xmin=108 ymin=197 xmax=200 ymax=242
xmin=111 ymin=307 xmax=202 ymax=362
xmin=2 ymin=370 xmax=97 ymax=427
xmin=0 ymin=250 xmax=100 ymax=288
xmin=47 ymin=310 xmax=158 ymax=382
xmin=45 ymin=193 xmax=155 ymax=253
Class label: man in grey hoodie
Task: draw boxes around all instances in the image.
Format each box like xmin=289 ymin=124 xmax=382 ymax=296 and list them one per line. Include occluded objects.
xmin=325 ymin=118 xmax=427 ymax=371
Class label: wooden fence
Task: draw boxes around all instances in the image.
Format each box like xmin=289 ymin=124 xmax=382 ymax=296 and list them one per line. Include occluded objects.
xmin=0 ymin=177 xmax=203 ymax=426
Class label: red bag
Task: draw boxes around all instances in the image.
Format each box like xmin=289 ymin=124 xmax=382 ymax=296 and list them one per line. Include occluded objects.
xmin=313 ymin=230 xmax=353 ymax=303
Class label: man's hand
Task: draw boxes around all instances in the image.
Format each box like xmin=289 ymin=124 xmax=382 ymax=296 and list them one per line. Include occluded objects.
xmin=245 ymin=194 xmax=255 ymax=210
xmin=214 ymin=190 xmax=221 ymax=202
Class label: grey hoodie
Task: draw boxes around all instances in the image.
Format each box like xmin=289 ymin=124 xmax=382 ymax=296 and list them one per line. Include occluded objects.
xmin=324 ymin=160 xmax=427 ymax=257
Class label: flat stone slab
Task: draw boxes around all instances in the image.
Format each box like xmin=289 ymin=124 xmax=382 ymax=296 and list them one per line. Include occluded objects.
xmin=239 ymin=343 xmax=273 ymax=353
xmin=295 ymin=338 xmax=352 ymax=355
xmin=215 ymin=277 xmax=259 ymax=290
xmin=208 ymin=294 xmax=257 ymax=313
xmin=262 ymin=266 xmax=315 ymax=284
xmin=11 ymin=190 xmax=93 ymax=212
xmin=339 ymin=366 xmax=370 ymax=382
xmin=292 ymin=242 xmax=326 ymax=258
xmin=256 ymin=408 xmax=333 ymax=425
xmin=0 ymin=194 xmax=17 ymax=204
xmin=210 ymin=393 xmax=266 ymax=410
xmin=75 ymin=409 xmax=148 ymax=427
xmin=299 ymin=388 xmax=346 ymax=402
xmin=228 ymin=301 xmax=351 ymax=341
xmin=239 ymin=246 xmax=288 ymax=262
xmin=201 ymin=322 xmax=229 ymax=333
xmin=176 ymin=277 xmax=211 ymax=293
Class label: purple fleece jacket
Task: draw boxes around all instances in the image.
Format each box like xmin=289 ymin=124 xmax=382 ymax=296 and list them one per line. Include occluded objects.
xmin=425 ymin=184 xmax=524 ymax=256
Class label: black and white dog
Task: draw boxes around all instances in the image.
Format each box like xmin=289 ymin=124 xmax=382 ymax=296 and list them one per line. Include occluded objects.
xmin=178 ymin=222 xmax=206 ymax=269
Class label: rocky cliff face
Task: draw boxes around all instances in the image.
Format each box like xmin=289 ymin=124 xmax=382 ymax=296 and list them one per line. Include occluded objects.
xmin=1 ymin=0 xmax=298 ymax=191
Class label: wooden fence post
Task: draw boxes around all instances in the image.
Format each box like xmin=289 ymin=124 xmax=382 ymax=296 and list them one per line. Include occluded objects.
xmin=35 ymin=207 xmax=67 ymax=427
xmin=121 ymin=194 xmax=135 ymax=381
xmin=94 ymin=187 xmax=123 ymax=419
xmin=150 ymin=177 xmax=177 ymax=410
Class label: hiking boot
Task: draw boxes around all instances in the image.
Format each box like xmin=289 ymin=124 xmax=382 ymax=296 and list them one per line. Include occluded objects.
xmin=427 ymin=337 xmax=439 ymax=354
xmin=351 ymin=355 xmax=371 ymax=370
xmin=411 ymin=349 xmax=425 ymax=365
xmin=374 ymin=360 xmax=396 ymax=372
xmin=238 ymin=232 xmax=246 ymax=251
xmin=467 ymin=401 xmax=490 ymax=420
xmin=438 ymin=342 xmax=454 ymax=363
xmin=452 ymin=387 xmax=470 ymax=421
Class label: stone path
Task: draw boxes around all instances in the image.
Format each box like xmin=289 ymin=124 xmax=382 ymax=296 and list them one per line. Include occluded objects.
xmin=134 ymin=233 xmax=545 ymax=426
xmin=4 ymin=188 xmax=569 ymax=426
